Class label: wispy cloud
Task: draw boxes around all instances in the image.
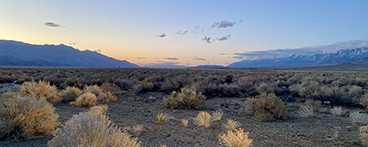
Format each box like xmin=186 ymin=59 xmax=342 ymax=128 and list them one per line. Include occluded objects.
xmin=234 ymin=39 xmax=368 ymax=60
xmin=211 ymin=21 xmax=236 ymax=29
xmin=156 ymin=33 xmax=166 ymax=38
xmin=215 ymin=34 xmax=230 ymax=41
xmin=176 ymin=31 xmax=188 ymax=35
xmin=137 ymin=57 xmax=146 ymax=59
xmin=164 ymin=57 xmax=179 ymax=60
xmin=44 ymin=22 xmax=64 ymax=28
xmin=202 ymin=36 xmax=211 ymax=43
xmin=157 ymin=61 xmax=179 ymax=64
xmin=68 ymin=43 xmax=76 ymax=45
xmin=202 ymin=35 xmax=230 ymax=43
xmin=193 ymin=57 xmax=206 ymax=61
xmin=232 ymin=56 xmax=243 ymax=60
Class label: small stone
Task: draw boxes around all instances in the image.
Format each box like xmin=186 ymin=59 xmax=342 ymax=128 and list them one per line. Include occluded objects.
xmin=333 ymin=126 xmax=342 ymax=129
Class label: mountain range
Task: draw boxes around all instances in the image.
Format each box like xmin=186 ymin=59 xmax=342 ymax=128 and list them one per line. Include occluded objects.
xmin=0 ymin=40 xmax=139 ymax=68
xmin=228 ymin=47 xmax=368 ymax=68
xmin=2 ymin=39 xmax=368 ymax=68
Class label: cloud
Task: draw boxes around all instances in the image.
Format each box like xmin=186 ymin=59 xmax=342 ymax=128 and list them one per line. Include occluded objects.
xmin=193 ymin=57 xmax=206 ymax=61
xmin=202 ymin=36 xmax=211 ymax=43
xmin=137 ymin=57 xmax=146 ymax=59
xmin=45 ymin=22 xmax=64 ymax=27
xmin=232 ymin=56 xmax=243 ymax=60
xmin=157 ymin=61 xmax=179 ymax=64
xmin=68 ymin=43 xmax=76 ymax=45
xmin=164 ymin=57 xmax=179 ymax=60
xmin=145 ymin=61 xmax=186 ymax=68
xmin=211 ymin=21 xmax=236 ymax=29
xmin=215 ymin=34 xmax=230 ymax=41
xmin=203 ymin=35 xmax=230 ymax=43
xmin=234 ymin=39 xmax=368 ymax=60
xmin=219 ymin=53 xmax=229 ymax=55
xmin=156 ymin=33 xmax=166 ymax=38
xmin=176 ymin=31 xmax=188 ymax=35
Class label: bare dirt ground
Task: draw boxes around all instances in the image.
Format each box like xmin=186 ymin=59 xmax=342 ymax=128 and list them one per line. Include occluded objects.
xmin=0 ymin=90 xmax=365 ymax=147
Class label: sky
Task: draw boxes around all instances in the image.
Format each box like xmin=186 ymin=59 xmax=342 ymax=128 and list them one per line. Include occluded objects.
xmin=1 ymin=1 xmax=368 ymax=67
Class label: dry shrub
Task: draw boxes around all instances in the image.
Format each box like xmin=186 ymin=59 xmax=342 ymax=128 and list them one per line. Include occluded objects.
xmin=123 ymin=125 xmax=144 ymax=136
xmin=350 ymin=111 xmax=368 ymax=125
xmin=304 ymin=99 xmax=322 ymax=112
xmin=163 ymin=88 xmax=206 ymax=109
xmin=132 ymin=78 xmax=155 ymax=93
xmin=330 ymin=106 xmax=344 ymax=117
xmin=1 ymin=95 xmax=59 ymax=140
xmin=84 ymin=85 xmax=102 ymax=97
xmin=89 ymin=105 xmax=108 ymax=117
xmin=0 ymin=118 xmax=19 ymax=140
xmin=98 ymin=91 xmax=118 ymax=103
xmin=0 ymin=84 xmax=21 ymax=93
xmin=156 ymin=113 xmax=165 ymax=124
xmin=219 ymin=128 xmax=252 ymax=147
xmin=71 ymin=92 xmax=97 ymax=107
xmin=240 ymin=93 xmax=288 ymax=122
xmin=20 ymin=80 xmax=61 ymax=104
xmin=193 ymin=111 xmax=211 ymax=128
xmin=361 ymin=93 xmax=368 ymax=107
xmin=212 ymin=109 xmax=223 ymax=122
xmin=360 ymin=125 xmax=368 ymax=146
xmin=181 ymin=119 xmax=188 ymax=127
xmin=224 ymin=119 xmax=241 ymax=131
xmin=48 ymin=112 xmax=140 ymax=147
xmin=60 ymin=86 xmax=82 ymax=102
xmin=297 ymin=105 xmax=315 ymax=117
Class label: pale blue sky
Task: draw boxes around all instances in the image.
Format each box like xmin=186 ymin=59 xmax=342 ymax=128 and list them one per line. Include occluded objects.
xmin=1 ymin=1 xmax=368 ymax=66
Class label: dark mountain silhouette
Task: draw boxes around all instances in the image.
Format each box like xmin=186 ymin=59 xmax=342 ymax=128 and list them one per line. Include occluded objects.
xmin=0 ymin=40 xmax=139 ymax=68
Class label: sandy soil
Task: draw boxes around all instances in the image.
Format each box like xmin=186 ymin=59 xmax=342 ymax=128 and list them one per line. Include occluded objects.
xmin=0 ymin=90 xmax=365 ymax=147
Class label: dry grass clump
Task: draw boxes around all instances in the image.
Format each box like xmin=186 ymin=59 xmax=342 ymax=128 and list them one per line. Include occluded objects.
xmin=48 ymin=111 xmax=140 ymax=147
xmin=156 ymin=113 xmax=165 ymax=124
xmin=193 ymin=111 xmax=211 ymax=128
xmin=98 ymin=91 xmax=118 ymax=103
xmin=89 ymin=105 xmax=108 ymax=117
xmin=181 ymin=119 xmax=188 ymax=127
xmin=163 ymin=88 xmax=206 ymax=109
xmin=297 ymin=105 xmax=315 ymax=117
xmin=60 ymin=86 xmax=82 ymax=102
xmin=71 ymin=92 xmax=97 ymax=107
xmin=1 ymin=95 xmax=59 ymax=140
xmin=219 ymin=128 xmax=252 ymax=147
xmin=224 ymin=119 xmax=241 ymax=131
xmin=84 ymin=85 xmax=102 ymax=97
xmin=240 ymin=93 xmax=288 ymax=122
xmin=330 ymin=106 xmax=344 ymax=116
xmin=360 ymin=125 xmax=368 ymax=146
xmin=212 ymin=109 xmax=223 ymax=122
xmin=350 ymin=111 xmax=368 ymax=125
xmin=20 ymin=80 xmax=61 ymax=104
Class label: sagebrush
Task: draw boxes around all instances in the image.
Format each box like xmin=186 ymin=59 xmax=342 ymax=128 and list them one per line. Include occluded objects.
xmin=163 ymin=88 xmax=206 ymax=109
xmin=240 ymin=93 xmax=288 ymax=122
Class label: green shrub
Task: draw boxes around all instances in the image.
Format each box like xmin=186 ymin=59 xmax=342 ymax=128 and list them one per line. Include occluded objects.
xmin=163 ymin=88 xmax=206 ymax=109
xmin=240 ymin=93 xmax=288 ymax=122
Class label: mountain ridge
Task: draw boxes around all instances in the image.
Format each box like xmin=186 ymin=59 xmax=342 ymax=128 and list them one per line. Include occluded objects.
xmin=0 ymin=40 xmax=139 ymax=68
xmin=228 ymin=47 xmax=368 ymax=68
